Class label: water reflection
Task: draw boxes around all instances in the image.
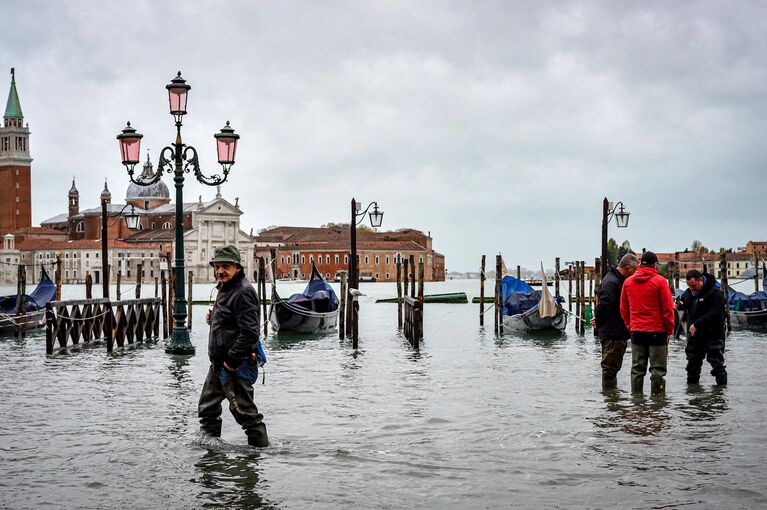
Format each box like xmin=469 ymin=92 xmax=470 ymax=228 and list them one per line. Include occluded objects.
xmin=194 ymin=449 xmax=276 ymax=509
xmin=677 ymin=385 xmax=729 ymax=422
xmin=594 ymin=389 xmax=672 ymax=437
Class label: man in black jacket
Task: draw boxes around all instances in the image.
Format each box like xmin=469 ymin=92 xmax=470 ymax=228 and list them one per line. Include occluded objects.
xmin=594 ymin=253 xmax=638 ymax=389
xmin=677 ymin=269 xmax=727 ymax=386
xmin=198 ymin=245 xmax=269 ymax=446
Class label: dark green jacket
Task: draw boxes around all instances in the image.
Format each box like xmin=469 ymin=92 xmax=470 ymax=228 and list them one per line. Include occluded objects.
xmin=208 ymin=270 xmax=260 ymax=368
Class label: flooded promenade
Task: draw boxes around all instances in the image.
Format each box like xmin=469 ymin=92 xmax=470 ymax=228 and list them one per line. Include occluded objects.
xmin=1 ymin=280 xmax=766 ymax=509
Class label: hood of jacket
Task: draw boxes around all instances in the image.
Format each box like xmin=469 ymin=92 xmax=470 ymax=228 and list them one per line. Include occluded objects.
xmin=632 ymin=265 xmax=659 ymax=283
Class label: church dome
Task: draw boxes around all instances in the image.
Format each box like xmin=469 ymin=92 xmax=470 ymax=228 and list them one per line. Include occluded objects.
xmin=126 ymin=155 xmax=170 ymax=201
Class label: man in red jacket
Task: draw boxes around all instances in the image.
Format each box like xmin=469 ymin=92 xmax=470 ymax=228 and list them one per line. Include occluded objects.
xmin=620 ymin=251 xmax=676 ymax=395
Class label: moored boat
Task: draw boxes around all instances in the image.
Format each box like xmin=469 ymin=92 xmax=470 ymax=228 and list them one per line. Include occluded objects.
xmin=501 ymin=268 xmax=567 ymax=332
xmin=269 ymin=264 xmax=339 ymax=334
xmin=728 ymin=287 xmax=767 ymax=329
xmin=0 ymin=268 xmax=56 ymax=334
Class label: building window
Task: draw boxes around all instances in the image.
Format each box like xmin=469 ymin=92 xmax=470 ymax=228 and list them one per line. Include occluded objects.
xmin=75 ymin=221 xmax=84 ymax=233
xmin=375 ymin=273 xmax=379 ymax=279
xmin=386 ymin=256 xmax=390 ymax=264
xmin=364 ymin=256 xmax=369 ymax=264
xmin=375 ymin=256 xmax=380 ymax=264
xmin=162 ymin=222 xmax=172 ymax=229
xmin=302 ymin=255 xmax=305 ymax=264
xmin=395 ymin=253 xmax=402 ymax=263
xmin=144 ymin=200 xmax=149 ymax=210
xmin=419 ymin=256 xmax=424 ymax=263
xmin=151 ymin=222 xmax=156 ymax=229
xmin=344 ymin=255 xmax=349 ymax=264
xmin=310 ymin=255 xmax=314 ymax=263
xmin=335 ymin=255 xmax=339 ymax=264
xmin=65 ymin=270 xmax=69 ymax=278
xmin=281 ymin=256 xmax=284 ymax=264
xmin=385 ymin=273 xmax=390 ymax=279
xmin=326 ymin=273 xmax=330 ymax=279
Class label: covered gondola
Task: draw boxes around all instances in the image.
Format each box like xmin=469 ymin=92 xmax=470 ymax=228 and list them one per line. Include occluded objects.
xmin=501 ymin=271 xmax=567 ymax=332
xmin=728 ymin=288 xmax=767 ymax=329
xmin=0 ymin=268 xmax=56 ymax=334
xmin=269 ymin=264 xmax=339 ymax=334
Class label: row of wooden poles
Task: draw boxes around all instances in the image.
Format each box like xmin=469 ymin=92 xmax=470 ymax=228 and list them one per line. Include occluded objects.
xmin=479 ymin=255 xmax=600 ymax=336
xmin=336 ymin=254 xmax=425 ymax=349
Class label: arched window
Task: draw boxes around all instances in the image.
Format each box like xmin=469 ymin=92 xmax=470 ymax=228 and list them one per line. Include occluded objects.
xmin=75 ymin=221 xmax=84 ymax=233
xmin=162 ymin=222 xmax=172 ymax=229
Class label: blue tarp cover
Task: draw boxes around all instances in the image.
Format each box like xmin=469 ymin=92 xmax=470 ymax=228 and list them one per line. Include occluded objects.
xmin=0 ymin=269 xmax=55 ymax=314
xmin=286 ymin=266 xmax=339 ymax=313
xmin=728 ymin=288 xmax=767 ymax=312
xmin=501 ymin=275 xmax=548 ymax=316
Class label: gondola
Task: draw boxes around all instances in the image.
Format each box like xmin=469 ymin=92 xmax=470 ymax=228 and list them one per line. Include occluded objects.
xmin=0 ymin=268 xmax=56 ymax=334
xmin=269 ymin=264 xmax=339 ymax=334
xmin=501 ymin=272 xmax=567 ymax=332
xmin=727 ymin=287 xmax=767 ymax=329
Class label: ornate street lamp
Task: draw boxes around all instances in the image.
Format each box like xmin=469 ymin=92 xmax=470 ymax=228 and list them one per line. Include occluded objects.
xmin=117 ymin=71 xmax=240 ymax=355
xmin=348 ymin=199 xmax=383 ymax=348
xmin=601 ymin=197 xmax=630 ymax=276
xmin=100 ymin=191 xmax=141 ymax=298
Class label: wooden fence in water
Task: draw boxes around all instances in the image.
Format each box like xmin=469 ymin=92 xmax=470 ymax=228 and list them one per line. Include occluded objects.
xmin=46 ymin=297 xmax=165 ymax=355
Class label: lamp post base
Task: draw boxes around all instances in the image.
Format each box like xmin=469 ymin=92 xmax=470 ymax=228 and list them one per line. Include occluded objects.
xmin=165 ymin=327 xmax=195 ymax=355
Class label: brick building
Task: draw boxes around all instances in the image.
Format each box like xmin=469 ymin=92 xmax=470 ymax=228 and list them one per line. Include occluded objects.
xmin=0 ymin=69 xmax=32 ymax=233
xmin=255 ymin=226 xmax=445 ymax=282
xmin=656 ymin=251 xmax=757 ymax=279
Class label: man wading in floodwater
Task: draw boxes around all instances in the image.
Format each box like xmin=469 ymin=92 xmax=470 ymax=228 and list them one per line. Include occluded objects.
xmin=198 ymin=245 xmax=269 ymax=447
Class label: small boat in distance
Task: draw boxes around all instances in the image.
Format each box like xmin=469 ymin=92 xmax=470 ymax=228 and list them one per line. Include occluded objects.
xmin=501 ymin=266 xmax=567 ymax=332
xmin=0 ymin=268 xmax=56 ymax=334
xmin=269 ymin=264 xmax=340 ymax=334
xmin=728 ymin=287 xmax=767 ymax=329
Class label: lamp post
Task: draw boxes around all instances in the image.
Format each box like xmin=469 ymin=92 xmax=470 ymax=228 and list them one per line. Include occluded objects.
xmin=601 ymin=197 xmax=630 ymax=277
xmin=117 ymin=71 xmax=240 ymax=355
xmin=100 ymin=195 xmax=140 ymax=298
xmin=349 ymin=198 xmax=383 ymax=348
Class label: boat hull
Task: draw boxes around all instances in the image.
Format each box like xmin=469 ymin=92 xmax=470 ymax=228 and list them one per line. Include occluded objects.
xmin=269 ymin=299 xmax=339 ymax=334
xmin=729 ymin=308 xmax=767 ymax=329
xmin=0 ymin=309 xmax=46 ymax=335
xmin=503 ymin=308 xmax=568 ymax=332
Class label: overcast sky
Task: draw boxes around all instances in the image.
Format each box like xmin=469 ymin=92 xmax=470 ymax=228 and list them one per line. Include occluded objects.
xmin=2 ymin=1 xmax=765 ymax=271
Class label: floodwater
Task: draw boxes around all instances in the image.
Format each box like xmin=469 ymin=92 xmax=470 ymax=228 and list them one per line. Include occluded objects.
xmin=1 ymin=279 xmax=766 ymax=509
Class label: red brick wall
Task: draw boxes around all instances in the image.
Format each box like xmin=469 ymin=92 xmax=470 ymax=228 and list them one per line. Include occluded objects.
xmin=0 ymin=165 xmax=31 ymax=231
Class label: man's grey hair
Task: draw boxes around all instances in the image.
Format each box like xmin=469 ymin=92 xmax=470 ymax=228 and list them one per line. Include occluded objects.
xmin=618 ymin=253 xmax=639 ymax=269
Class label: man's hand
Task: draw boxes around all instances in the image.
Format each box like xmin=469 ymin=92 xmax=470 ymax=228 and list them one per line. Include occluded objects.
xmin=223 ymin=361 xmax=235 ymax=372
xmin=590 ymin=317 xmax=596 ymax=328
xmin=689 ymin=324 xmax=697 ymax=337
xmin=666 ymin=334 xmax=672 ymax=345
xmin=206 ymin=309 xmax=212 ymax=325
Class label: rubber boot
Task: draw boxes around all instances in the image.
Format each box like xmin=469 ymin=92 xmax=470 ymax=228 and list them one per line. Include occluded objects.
xmin=715 ymin=373 xmax=728 ymax=386
xmin=631 ymin=376 xmax=643 ymax=394
xmin=686 ymin=375 xmax=700 ymax=385
xmin=651 ymin=379 xmax=665 ymax=395
xmin=602 ymin=375 xmax=618 ymax=390
xmin=246 ymin=425 xmax=270 ymax=447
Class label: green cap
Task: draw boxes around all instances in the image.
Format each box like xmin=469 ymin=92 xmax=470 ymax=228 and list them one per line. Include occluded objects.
xmin=209 ymin=245 xmax=242 ymax=267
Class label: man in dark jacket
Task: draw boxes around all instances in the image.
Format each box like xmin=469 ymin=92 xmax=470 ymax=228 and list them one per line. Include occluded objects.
xmin=677 ymin=269 xmax=727 ymax=386
xmin=620 ymin=251 xmax=675 ymax=395
xmin=198 ymin=245 xmax=269 ymax=447
xmin=595 ymin=253 xmax=639 ymax=389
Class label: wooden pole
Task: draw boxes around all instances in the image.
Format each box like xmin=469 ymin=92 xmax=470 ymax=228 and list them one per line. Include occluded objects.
xmin=352 ymin=255 xmax=359 ymax=350
xmin=161 ymin=271 xmax=169 ymax=339
xmin=674 ymin=251 xmax=681 ymax=289
xmin=568 ymin=264 xmax=573 ymax=312
xmin=116 ymin=270 xmax=121 ymax=301
xmin=16 ymin=264 xmax=26 ymax=338
xmin=575 ymin=261 xmax=582 ymax=334
xmin=581 ymin=261 xmax=587 ymax=334
xmin=516 ymin=265 xmax=521 ymax=280
xmin=418 ymin=261 xmax=425 ymax=340
xmin=409 ymin=255 xmax=416 ymax=297
xmin=554 ymin=257 xmax=560 ymax=300
xmin=339 ymin=270 xmax=347 ymax=339
xmin=494 ymin=255 xmax=503 ymax=335
xmin=258 ymin=257 xmax=268 ymax=338
xmin=721 ymin=252 xmax=731 ymax=333
xmin=396 ymin=261 xmax=403 ymax=328
xmin=403 ymin=258 xmax=409 ymax=299
xmin=55 ymin=253 xmax=62 ymax=301
xmin=154 ymin=276 xmax=159 ymax=298
xmin=480 ymin=255 xmax=486 ymax=326
xmin=135 ymin=263 xmax=143 ymax=299
xmin=187 ymin=270 xmax=193 ymax=331
xmin=85 ymin=273 xmax=93 ymax=300
xmin=755 ymin=250 xmax=760 ymax=292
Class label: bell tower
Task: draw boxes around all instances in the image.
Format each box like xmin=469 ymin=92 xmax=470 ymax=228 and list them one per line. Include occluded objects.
xmin=0 ymin=68 xmax=32 ymax=232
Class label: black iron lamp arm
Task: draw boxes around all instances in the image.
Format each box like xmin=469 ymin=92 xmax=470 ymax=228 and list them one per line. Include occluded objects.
xmin=105 ymin=203 xmax=136 ymax=227
xmin=183 ymin=145 xmax=230 ymax=186
xmin=354 ymin=201 xmax=379 ymax=226
xmin=606 ymin=201 xmax=625 ymax=222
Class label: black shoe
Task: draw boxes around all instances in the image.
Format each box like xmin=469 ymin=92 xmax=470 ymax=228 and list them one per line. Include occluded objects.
xmin=715 ymin=374 xmax=728 ymax=386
